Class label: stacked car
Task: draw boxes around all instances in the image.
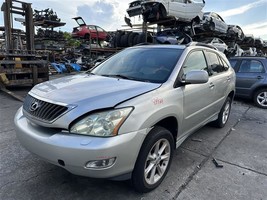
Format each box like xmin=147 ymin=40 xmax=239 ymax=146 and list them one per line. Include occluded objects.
xmin=124 ymin=0 xmax=267 ymax=56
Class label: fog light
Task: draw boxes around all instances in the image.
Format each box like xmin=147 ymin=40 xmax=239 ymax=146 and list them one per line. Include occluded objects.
xmin=85 ymin=157 xmax=116 ymax=169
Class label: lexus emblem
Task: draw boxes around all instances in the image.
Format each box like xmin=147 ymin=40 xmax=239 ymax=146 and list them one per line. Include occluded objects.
xmin=29 ymin=101 xmax=40 ymax=112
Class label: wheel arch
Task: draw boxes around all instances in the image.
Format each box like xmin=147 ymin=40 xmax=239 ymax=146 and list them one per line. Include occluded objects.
xmin=158 ymin=3 xmax=167 ymax=16
xmin=228 ymin=90 xmax=235 ymax=100
xmin=153 ymin=116 xmax=178 ymax=146
xmin=252 ymin=86 xmax=267 ymax=99
xmin=193 ymin=15 xmax=201 ymax=24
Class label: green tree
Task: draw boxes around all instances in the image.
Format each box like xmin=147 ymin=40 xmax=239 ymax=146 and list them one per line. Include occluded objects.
xmin=63 ymin=32 xmax=81 ymax=47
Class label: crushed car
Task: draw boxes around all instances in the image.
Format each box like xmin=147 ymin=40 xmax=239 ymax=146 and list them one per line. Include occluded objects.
xmin=227 ymin=25 xmax=245 ymax=41
xmin=126 ymin=0 xmax=205 ymax=23
xmin=155 ymin=29 xmax=192 ymax=44
xmin=201 ymin=12 xmax=228 ymax=34
xmin=195 ymin=37 xmax=228 ymax=53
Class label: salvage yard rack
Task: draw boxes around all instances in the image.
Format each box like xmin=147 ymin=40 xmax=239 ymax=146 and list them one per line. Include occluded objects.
xmin=0 ymin=0 xmax=49 ymax=88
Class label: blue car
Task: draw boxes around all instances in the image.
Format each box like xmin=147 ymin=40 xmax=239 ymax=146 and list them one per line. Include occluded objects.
xmin=229 ymin=57 xmax=267 ymax=109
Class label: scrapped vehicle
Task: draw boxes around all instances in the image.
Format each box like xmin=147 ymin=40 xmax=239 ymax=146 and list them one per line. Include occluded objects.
xmin=201 ymin=12 xmax=228 ymax=34
xmin=126 ymin=0 xmax=205 ymax=23
xmin=242 ymin=34 xmax=255 ymax=46
xmin=155 ymin=29 xmax=192 ymax=44
xmin=255 ymin=38 xmax=264 ymax=48
xmin=72 ymin=17 xmax=110 ymax=41
xmin=195 ymin=37 xmax=228 ymax=53
xmin=15 ymin=43 xmax=235 ymax=192
xmin=229 ymin=57 xmax=267 ymax=108
xmin=242 ymin=47 xmax=257 ymax=56
xmin=227 ymin=25 xmax=245 ymax=41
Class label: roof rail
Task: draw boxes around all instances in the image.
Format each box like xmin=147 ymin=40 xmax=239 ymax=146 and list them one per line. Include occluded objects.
xmin=134 ymin=42 xmax=153 ymax=46
xmin=186 ymin=42 xmax=218 ymax=50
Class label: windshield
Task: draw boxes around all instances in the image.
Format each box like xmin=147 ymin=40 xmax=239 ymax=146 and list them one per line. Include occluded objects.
xmin=92 ymin=47 xmax=183 ymax=83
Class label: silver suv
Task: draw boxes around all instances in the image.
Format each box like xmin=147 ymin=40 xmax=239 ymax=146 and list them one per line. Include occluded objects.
xmin=15 ymin=43 xmax=235 ymax=192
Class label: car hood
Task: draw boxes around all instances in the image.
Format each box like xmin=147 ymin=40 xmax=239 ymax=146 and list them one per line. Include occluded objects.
xmin=29 ymin=73 xmax=160 ymax=107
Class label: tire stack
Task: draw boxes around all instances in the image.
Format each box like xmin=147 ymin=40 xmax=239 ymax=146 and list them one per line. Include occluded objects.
xmin=111 ymin=31 xmax=153 ymax=48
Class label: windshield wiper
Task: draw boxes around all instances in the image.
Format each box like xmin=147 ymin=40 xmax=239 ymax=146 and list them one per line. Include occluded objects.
xmin=101 ymin=74 xmax=134 ymax=80
xmin=101 ymin=74 xmax=152 ymax=83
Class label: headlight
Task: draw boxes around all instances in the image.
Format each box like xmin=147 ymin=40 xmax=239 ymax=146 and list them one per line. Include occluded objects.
xmin=70 ymin=107 xmax=133 ymax=137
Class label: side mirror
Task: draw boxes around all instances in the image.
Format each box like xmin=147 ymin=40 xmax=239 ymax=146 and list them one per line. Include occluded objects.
xmin=183 ymin=70 xmax=209 ymax=84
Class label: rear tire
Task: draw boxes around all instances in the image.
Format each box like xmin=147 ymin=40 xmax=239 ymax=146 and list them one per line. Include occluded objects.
xmin=132 ymin=126 xmax=174 ymax=193
xmin=253 ymin=89 xmax=267 ymax=109
xmin=212 ymin=97 xmax=232 ymax=128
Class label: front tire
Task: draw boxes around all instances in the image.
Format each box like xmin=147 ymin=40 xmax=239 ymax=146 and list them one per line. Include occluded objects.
xmin=253 ymin=89 xmax=267 ymax=109
xmin=132 ymin=126 xmax=174 ymax=193
xmin=212 ymin=97 xmax=232 ymax=128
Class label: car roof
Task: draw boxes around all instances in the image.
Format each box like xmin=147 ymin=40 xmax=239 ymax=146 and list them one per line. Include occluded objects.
xmin=129 ymin=44 xmax=187 ymax=50
xmin=128 ymin=43 xmax=225 ymax=55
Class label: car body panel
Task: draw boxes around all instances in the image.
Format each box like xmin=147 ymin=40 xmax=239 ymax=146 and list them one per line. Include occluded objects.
xmin=201 ymin=12 xmax=228 ymax=34
xmin=229 ymin=57 xmax=267 ymax=98
xmin=227 ymin=25 xmax=245 ymax=41
xmin=127 ymin=0 xmax=205 ymax=23
xmin=15 ymin=44 xmax=235 ymax=180
xmin=155 ymin=29 xmax=192 ymax=44
xmin=195 ymin=37 xmax=228 ymax=53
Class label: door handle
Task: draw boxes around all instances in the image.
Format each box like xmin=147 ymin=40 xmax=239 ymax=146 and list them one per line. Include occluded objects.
xmin=257 ymin=76 xmax=264 ymax=80
xmin=209 ymin=83 xmax=215 ymax=88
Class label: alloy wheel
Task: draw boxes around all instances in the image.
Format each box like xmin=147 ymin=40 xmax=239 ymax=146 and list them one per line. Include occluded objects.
xmin=222 ymin=101 xmax=230 ymax=124
xmin=144 ymin=139 xmax=171 ymax=185
xmin=257 ymin=91 xmax=267 ymax=108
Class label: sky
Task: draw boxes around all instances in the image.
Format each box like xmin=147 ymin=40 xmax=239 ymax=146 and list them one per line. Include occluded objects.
xmin=0 ymin=0 xmax=267 ymax=40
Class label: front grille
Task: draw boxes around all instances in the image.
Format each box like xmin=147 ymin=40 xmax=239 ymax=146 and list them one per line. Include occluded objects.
xmin=23 ymin=94 xmax=68 ymax=122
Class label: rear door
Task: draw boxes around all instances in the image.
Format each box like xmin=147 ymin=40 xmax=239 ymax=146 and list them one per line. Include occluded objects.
xmin=88 ymin=25 xmax=97 ymax=39
xmin=169 ymin=0 xmax=187 ymax=19
xmin=235 ymin=59 xmax=266 ymax=97
xmin=96 ymin=26 xmax=107 ymax=40
xmin=204 ymin=51 xmax=232 ymax=111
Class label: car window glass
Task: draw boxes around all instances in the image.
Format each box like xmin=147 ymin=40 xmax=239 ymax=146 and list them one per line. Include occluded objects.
xmin=96 ymin=27 xmax=104 ymax=32
xmin=229 ymin=59 xmax=238 ymax=69
xmin=217 ymin=14 xmax=224 ymax=22
xmin=183 ymin=51 xmax=207 ymax=74
xmin=92 ymin=48 xmax=183 ymax=83
xmin=88 ymin=26 xmax=96 ymax=31
xmin=239 ymin=60 xmax=265 ymax=73
xmin=220 ymin=57 xmax=230 ymax=70
xmin=206 ymin=51 xmax=225 ymax=74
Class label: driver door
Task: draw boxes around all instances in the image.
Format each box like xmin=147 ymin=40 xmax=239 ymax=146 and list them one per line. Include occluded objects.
xmin=181 ymin=50 xmax=215 ymax=135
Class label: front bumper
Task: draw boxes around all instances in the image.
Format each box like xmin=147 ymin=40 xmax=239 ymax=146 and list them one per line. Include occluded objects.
xmin=14 ymin=107 xmax=146 ymax=179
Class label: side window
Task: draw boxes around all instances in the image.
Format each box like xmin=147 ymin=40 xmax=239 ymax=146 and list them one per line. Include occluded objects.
xmin=183 ymin=51 xmax=207 ymax=74
xmin=206 ymin=51 xmax=225 ymax=74
xmin=238 ymin=60 xmax=265 ymax=73
xmin=229 ymin=59 xmax=238 ymax=70
xmin=96 ymin=27 xmax=105 ymax=32
xmin=220 ymin=57 xmax=230 ymax=70
xmin=88 ymin=26 xmax=96 ymax=31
